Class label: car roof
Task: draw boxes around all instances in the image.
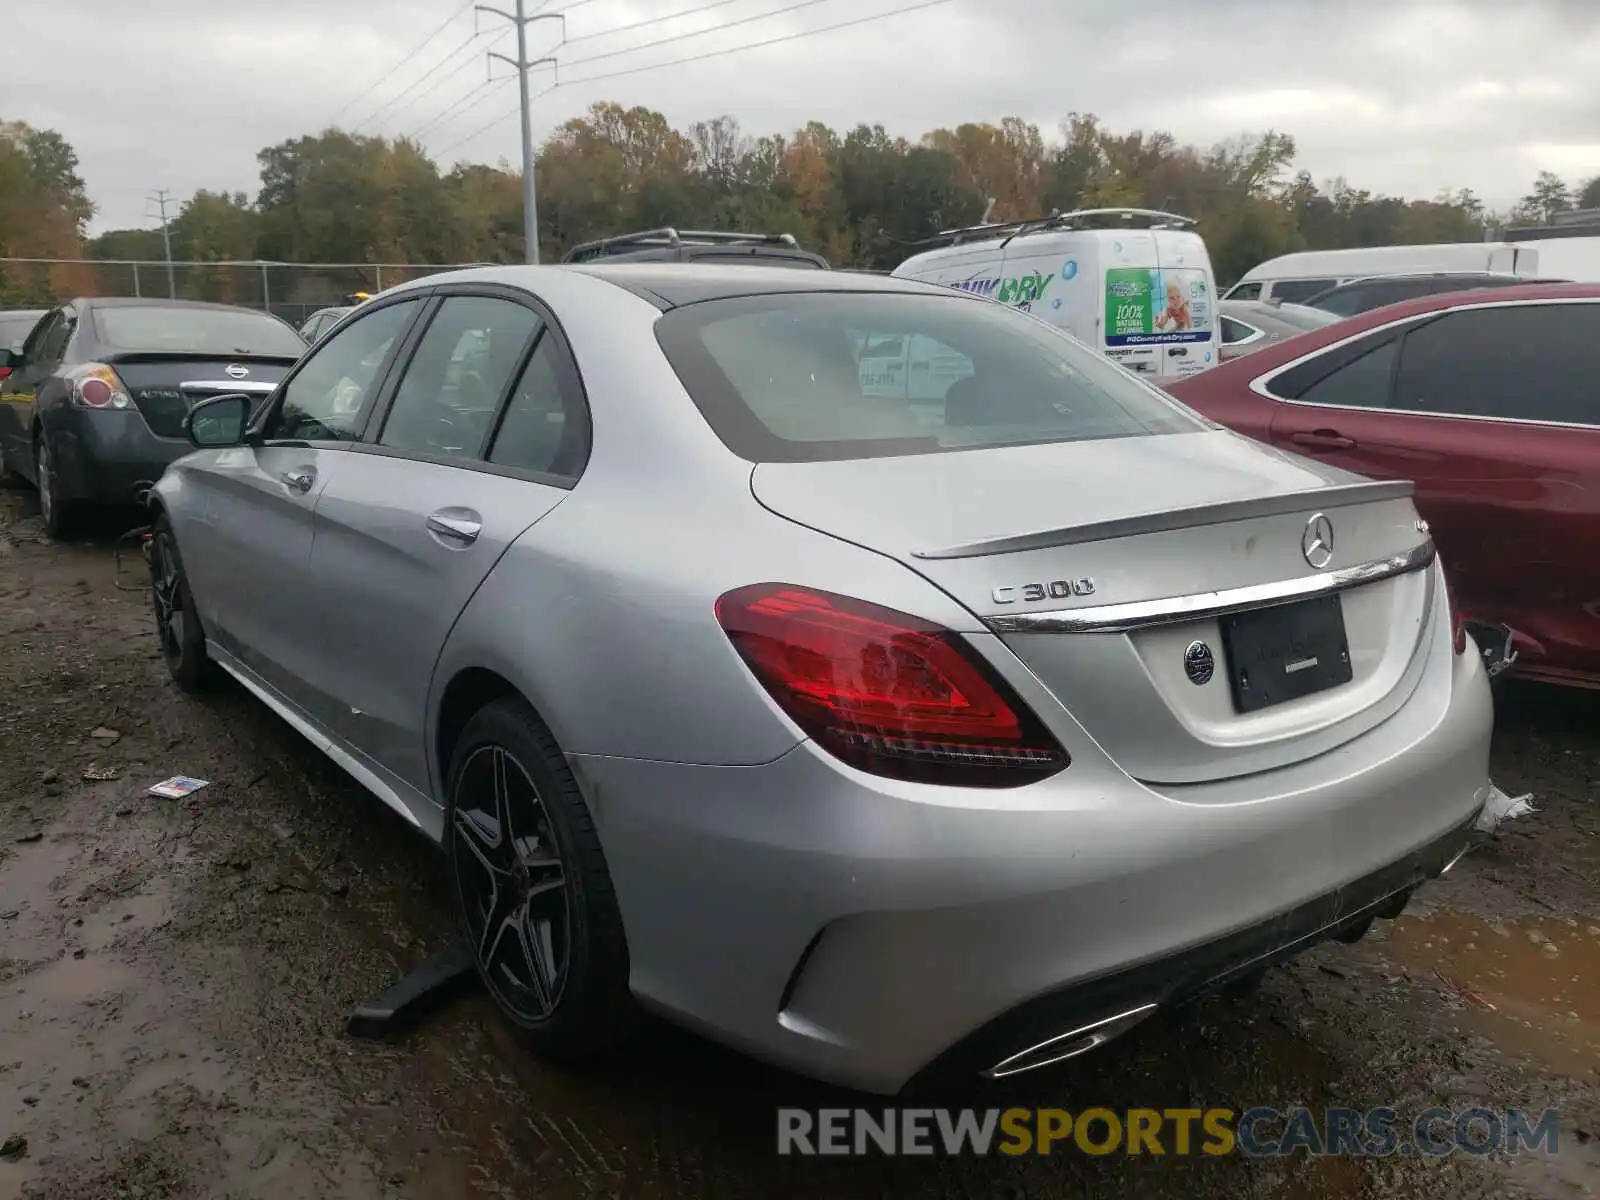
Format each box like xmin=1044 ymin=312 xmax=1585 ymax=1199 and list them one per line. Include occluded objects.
xmin=1 ymin=308 xmax=46 ymax=317
xmin=547 ymin=262 xmax=958 ymax=309
xmin=1173 ymin=281 xmax=1600 ymax=391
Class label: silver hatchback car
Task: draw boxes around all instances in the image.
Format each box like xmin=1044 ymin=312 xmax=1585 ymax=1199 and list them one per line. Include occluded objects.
xmin=148 ymin=265 xmax=1492 ymax=1094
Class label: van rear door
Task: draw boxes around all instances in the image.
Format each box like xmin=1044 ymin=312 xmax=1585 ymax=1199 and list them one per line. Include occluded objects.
xmin=1156 ymin=231 xmax=1218 ymax=378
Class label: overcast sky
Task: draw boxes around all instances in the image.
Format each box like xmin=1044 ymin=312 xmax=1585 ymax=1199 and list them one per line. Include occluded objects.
xmin=17 ymin=0 xmax=1600 ymax=236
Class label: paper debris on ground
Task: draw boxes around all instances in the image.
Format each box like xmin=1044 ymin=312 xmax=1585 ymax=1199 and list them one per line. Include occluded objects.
xmin=148 ymin=776 xmax=211 ymax=800
xmin=1475 ymin=783 xmax=1537 ymax=833
xmin=81 ymin=765 xmax=120 ymax=781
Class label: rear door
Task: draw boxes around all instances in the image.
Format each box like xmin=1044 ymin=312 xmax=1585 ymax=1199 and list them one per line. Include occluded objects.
xmin=171 ymin=296 xmax=426 ymax=718
xmin=1264 ymin=298 xmax=1600 ymax=679
xmin=303 ymin=288 xmax=591 ymax=797
xmin=1151 ymin=233 xmax=1218 ymax=378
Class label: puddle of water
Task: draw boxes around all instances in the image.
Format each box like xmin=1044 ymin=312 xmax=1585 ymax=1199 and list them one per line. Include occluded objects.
xmin=1371 ymin=910 xmax=1600 ymax=1073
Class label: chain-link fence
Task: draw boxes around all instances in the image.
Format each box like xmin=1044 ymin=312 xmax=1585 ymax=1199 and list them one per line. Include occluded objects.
xmin=0 ymin=258 xmax=493 ymax=329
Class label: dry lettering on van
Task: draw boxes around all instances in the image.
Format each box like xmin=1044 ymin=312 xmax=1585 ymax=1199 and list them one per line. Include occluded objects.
xmin=992 ymin=579 xmax=1097 ymax=605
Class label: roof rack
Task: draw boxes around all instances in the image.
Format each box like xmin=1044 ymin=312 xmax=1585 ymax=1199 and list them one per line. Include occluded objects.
xmin=562 ymin=227 xmax=801 ymax=262
xmin=914 ymin=207 xmax=1198 ymax=251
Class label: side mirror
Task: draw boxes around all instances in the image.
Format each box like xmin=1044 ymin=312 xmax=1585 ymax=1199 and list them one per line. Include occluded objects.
xmin=185 ymin=393 xmax=253 ymax=448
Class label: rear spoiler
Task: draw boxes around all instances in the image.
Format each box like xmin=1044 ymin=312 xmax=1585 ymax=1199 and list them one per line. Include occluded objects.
xmin=912 ymin=479 xmax=1416 ymax=560
xmin=102 ymin=351 xmax=301 ymax=367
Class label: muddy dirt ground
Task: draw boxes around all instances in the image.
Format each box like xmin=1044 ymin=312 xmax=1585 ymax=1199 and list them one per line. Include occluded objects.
xmin=0 ymin=487 xmax=1597 ymax=1200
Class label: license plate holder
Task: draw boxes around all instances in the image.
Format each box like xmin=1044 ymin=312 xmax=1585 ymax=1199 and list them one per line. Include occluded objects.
xmin=1219 ymin=593 xmax=1353 ymax=714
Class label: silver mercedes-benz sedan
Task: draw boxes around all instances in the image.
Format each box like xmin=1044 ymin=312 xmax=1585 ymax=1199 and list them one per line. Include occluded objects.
xmin=147 ymin=264 xmax=1492 ymax=1095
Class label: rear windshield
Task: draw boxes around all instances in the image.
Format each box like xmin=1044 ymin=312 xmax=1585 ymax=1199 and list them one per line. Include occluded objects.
xmin=0 ymin=313 xmax=43 ymax=349
xmin=654 ymin=291 xmax=1208 ymax=463
xmin=93 ymin=306 xmax=305 ymax=357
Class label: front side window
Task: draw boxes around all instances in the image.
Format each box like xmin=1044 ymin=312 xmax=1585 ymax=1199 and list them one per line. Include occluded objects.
xmin=1392 ymin=303 xmax=1600 ymax=424
xmin=265 ymin=300 xmax=421 ymax=441
xmin=378 ymin=295 xmax=543 ymax=458
xmin=655 ymin=291 xmax=1206 ymax=463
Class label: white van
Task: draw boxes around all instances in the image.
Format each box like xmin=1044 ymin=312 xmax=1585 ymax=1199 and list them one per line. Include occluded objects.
xmin=1225 ymin=242 xmax=1542 ymax=305
xmin=890 ymin=208 xmax=1222 ymax=381
xmin=1507 ymin=236 xmax=1600 ymax=282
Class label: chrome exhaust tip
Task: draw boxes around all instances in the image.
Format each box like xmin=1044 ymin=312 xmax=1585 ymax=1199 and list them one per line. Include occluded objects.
xmin=982 ymin=1002 xmax=1158 ymax=1080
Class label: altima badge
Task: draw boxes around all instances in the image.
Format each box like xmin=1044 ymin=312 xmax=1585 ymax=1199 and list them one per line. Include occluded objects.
xmin=1183 ymin=640 xmax=1215 ymax=685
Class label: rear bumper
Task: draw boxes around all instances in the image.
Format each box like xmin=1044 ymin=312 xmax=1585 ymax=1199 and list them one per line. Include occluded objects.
xmin=47 ymin=410 xmax=189 ymax=505
xmin=571 ymin=618 xmax=1493 ymax=1095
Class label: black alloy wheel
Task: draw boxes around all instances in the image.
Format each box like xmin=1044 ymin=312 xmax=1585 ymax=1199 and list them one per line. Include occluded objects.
xmin=149 ymin=514 xmax=213 ymax=692
xmin=452 ymin=742 xmax=572 ymax=1022
xmin=445 ymin=698 xmax=635 ymax=1057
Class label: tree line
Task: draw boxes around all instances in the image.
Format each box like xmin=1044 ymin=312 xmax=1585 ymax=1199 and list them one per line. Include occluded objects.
xmin=3 ymin=109 xmax=1600 ymax=311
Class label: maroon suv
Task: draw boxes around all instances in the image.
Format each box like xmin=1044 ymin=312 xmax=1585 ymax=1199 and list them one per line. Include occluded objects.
xmin=1166 ymin=282 xmax=1600 ymax=690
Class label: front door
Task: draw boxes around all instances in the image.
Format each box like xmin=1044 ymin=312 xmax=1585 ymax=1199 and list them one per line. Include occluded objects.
xmin=304 ymin=292 xmax=591 ymax=799
xmin=172 ymin=296 xmax=426 ymax=719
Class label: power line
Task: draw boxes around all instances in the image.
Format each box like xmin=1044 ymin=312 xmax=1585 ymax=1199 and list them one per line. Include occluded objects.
xmin=352 ymin=28 xmax=488 ymax=132
xmin=410 ymin=77 xmax=506 ymax=140
xmin=563 ymin=0 xmax=747 ymax=46
xmin=435 ymin=0 xmax=954 ymax=154
xmin=373 ymin=27 xmax=514 ymax=132
xmin=435 ymin=82 xmax=555 ymax=158
xmin=563 ymin=0 xmax=955 ymax=83
xmin=561 ymin=0 xmax=838 ymax=68
xmin=329 ymin=0 xmax=477 ymax=125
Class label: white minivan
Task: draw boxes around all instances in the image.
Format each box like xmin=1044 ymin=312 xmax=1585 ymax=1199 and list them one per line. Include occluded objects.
xmin=1224 ymin=242 xmax=1543 ymax=304
xmin=890 ymin=208 xmax=1222 ymax=381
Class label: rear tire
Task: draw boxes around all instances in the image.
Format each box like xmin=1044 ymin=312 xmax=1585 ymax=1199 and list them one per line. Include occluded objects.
xmin=445 ymin=697 xmax=637 ymax=1059
xmin=34 ymin=434 xmax=78 ymax=539
xmin=149 ymin=513 xmax=216 ymax=693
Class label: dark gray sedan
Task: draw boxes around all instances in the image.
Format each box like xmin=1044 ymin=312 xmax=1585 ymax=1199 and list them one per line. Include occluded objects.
xmin=0 ymin=297 xmax=304 ymax=535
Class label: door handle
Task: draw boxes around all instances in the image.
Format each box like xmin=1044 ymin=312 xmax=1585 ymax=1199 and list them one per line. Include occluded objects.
xmin=426 ymin=511 xmax=482 ymax=545
xmin=1290 ymin=429 xmax=1357 ymax=451
xmin=280 ymin=467 xmax=315 ymax=493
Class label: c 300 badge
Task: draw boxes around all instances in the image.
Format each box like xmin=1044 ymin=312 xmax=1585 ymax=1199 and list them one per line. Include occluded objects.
xmin=992 ymin=578 xmax=1096 ymax=604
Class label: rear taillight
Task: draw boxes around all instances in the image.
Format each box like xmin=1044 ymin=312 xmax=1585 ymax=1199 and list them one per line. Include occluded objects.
xmin=1441 ymin=565 xmax=1466 ymax=655
xmin=715 ymin=584 xmax=1069 ymax=787
xmin=66 ymin=362 xmax=133 ymax=410
xmin=0 ymin=366 xmax=11 ymax=381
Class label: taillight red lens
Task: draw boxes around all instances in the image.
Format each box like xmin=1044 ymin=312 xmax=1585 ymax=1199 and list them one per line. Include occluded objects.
xmin=716 ymin=584 xmax=1068 ymax=787
xmin=79 ymin=377 xmax=113 ymax=407
xmin=0 ymin=366 xmax=11 ymax=381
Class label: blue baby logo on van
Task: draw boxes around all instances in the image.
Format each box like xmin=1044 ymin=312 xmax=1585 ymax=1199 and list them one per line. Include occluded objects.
xmin=1061 ymin=259 xmax=1078 ymax=281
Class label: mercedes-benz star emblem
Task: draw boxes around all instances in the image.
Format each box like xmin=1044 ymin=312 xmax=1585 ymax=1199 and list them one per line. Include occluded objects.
xmin=224 ymin=363 xmax=249 ymax=379
xmin=1183 ymin=640 xmax=1215 ymax=686
xmin=1302 ymin=512 xmax=1335 ymax=569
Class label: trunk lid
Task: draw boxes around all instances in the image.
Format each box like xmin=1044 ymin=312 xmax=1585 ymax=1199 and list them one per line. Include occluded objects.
xmin=106 ymin=353 xmax=293 ymax=439
xmin=751 ymin=430 xmax=1438 ymax=785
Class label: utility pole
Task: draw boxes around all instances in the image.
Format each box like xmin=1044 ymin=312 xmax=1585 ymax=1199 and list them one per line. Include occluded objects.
xmin=148 ymin=188 xmax=177 ymax=298
xmin=476 ymin=2 xmax=562 ymax=264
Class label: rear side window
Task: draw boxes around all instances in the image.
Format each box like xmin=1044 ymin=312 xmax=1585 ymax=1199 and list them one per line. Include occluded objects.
xmin=93 ymin=305 xmax=304 ymax=357
xmin=379 ymin=295 xmax=542 ymax=458
xmin=487 ymin=332 xmax=592 ymax=479
xmin=1271 ymin=278 xmax=1340 ymax=304
xmin=1272 ymin=333 xmax=1399 ymax=409
xmin=1220 ymin=316 xmax=1259 ymax=345
xmin=654 ymin=291 xmax=1207 ymax=463
xmin=1392 ymin=303 xmax=1600 ymax=424
xmin=1225 ymin=282 xmax=1262 ymax=301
